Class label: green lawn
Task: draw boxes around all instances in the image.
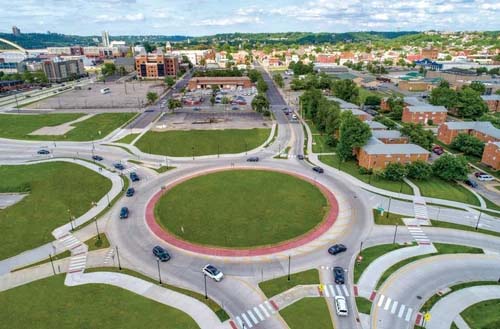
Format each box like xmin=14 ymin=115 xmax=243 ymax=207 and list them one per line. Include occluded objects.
xmin=312 ymin=134 xmax=336 ymax=153
xmin=0 ymin=162 xmax=112 ymax=260
xmin=136 ymin=128 xmax=271 ymax=156
xmin=484 ymin=197 xmax=500 ymax=212
xmin=0 ymin=274 xmax=199 ymax=329
xmin=305 ymin=120 xmax=320 ymax=134
xmin=259 ymin=269 xmax=320 ymax=298
xmin=0 ymin=113 xmax=83 ymax=139
xmin=373 ymin=209 xmax=405 ymax=225
xmin=280 ymin=298 xmax=334 ymax=329
xmin=354 ymin=243 xmax=413 ymax=283
xmin=356 ymin=297 xmax=373 ymax=314
xmin=375 ymin=243 xmax=484 ymax=289
xmin=412 ymin=179 xmax=480 ymax=206
xmin=116 ymin=133 xmax=140 ymax=144
xmin=430 ymin=220 xmax=500 ymax=238
xmin=319 ymin=154 xmax=413 ymax=195
xmin=155 ymin=170 xmax=329 ymax=248
xmin=461 ymin=299 xmax=500 ymax=329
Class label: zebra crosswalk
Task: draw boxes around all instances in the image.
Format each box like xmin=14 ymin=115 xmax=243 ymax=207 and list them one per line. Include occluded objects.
xmin=59 ymin=233 xmax=81 ymax=250
xmin=377 ymin=294 xmax=413 ymax=322
xmin=407 ymin=225 xmax=431 ymax=245
xmin=321 ymin=284 xmax=350 ymax=297
xmin=121 ymin=166 xmax=138 ymax=175
xmin=233 ymin=300 xmax=276 ymax=329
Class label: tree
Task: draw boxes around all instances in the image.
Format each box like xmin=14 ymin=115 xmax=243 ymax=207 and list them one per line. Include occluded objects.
xmin=432 ymin=154 xmax=469 ymax=181
xmin=331 ymin=79 xmax=359 ymax=104
xmin=469 ymin=81 xmax=486 ymax=95
xmin=210 ymin=95 xmax=215 ymax=106
xmin=143 ymin=42 xmax=156 ymax=53
xmin=407 ymin=161 xmax=432 ymax=180
xmin=168 ymin=98 xmax=182 ymax=111
xmin=164 ymin=76 xmax=175 ymax=87
xmin=289 ymin=60 xmax=313 ymax=75
xmin=251 ymin=94 xmax=270 ymax=114
xmin=247 ymin=69 xmax=261 ymax=83
xmin=101 ymin=63 xmax=116 ymax=77
xmin=256 ymin=78 xmax=268 ymax=94
xmin=337 ymin=112 xmax=372 ymax=161
xmin=373 ymin=116 xmax=397 ymax=129
xmin=146 ymin=92 xmax=158 ymax=104
xmin=364 ymin=95 xmax=381 ymax=106
xmin=455 ymin=87 xmax=488 ymax=118
xmin=382 ymin=163 xmax=408 ymax=181
xmin=400 ymin=123 xmax=435 ymax=150
xmin=450 ymin=133 xmax=485 ymax=157
xmin=429 ymin=85 xmax=458 ymax=109
xmin=273 ymin=73 xmax=284 ymax=88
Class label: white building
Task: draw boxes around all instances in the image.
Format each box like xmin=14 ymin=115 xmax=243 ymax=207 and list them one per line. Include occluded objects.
xmin=171 ymin=49 xmax=210 ymax=65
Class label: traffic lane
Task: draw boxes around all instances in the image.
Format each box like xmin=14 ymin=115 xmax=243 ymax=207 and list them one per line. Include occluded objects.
xmin=371 ymin=254 xmax=500 ymax=329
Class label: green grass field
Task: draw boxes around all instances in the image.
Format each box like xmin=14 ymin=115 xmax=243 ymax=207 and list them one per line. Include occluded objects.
xmin=0 ymin=162 xmax=112 ymax=260
xmin=280 ymin=298 xmax=334 ymax=329
xmin=413 ymin=179 xmax=480 ymax=206
xmin=373 ymin=209 xmax=405 ymax=225
xmin=461 ymin=299 xmax=500 ymax=329
xmin=155 ymin=170 xmax=328 ymax=248
xmin=116 ymin=133 xmax=140 ymax=144
xmin=0 ymin=113 xmax=83 ymax=139
xmin=312 ymin=134 xmax=336 ymax=153
xmin=259 ymin=269 xmax=320 ymax=298
xmin=0 ymin=274 xmax=199 ymax=329
xmin=135 ymin=128 xmax=270 ymax=156
xmin=356 ymin=297 xmax=373 ymax=314
xmin=319 ymin=154 xmax=413 ymax=195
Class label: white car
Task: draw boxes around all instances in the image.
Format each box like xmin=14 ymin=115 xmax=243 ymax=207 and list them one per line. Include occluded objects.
xmin=202 ymin=264 xmax=224 ymax=282
xmin=477 ymin=174 xmax=494 ymax=181
xmin=334 ymin=296 xmax=348 ymax=316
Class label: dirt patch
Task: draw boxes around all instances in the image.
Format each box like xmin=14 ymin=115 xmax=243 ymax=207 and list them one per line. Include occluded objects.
xmin=29 ymin=114 xmax=94 ymax=136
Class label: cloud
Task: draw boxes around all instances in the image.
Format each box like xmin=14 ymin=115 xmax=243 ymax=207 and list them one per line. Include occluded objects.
xmin=95 ymin=13 xmax=144 ymax=23
xmin=194 ymin=16 xmax=262 ymax=26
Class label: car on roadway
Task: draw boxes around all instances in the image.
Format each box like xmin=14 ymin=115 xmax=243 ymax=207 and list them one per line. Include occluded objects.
xmin=464 ymin=179 xmax=478 ymax=188
xmin=291 ymin=114 xmax=298 ymax=120
xmin=328 ymin=244 xmax=347 ymax=255
xmin=92 ymin=155 xmax=103 ymax=161
xmin=334 ymin=296 xmax=349 ymax=316
xmin=247 ymin=156 xmax=259 ymax=162
xmin=297 ymin=154 xmax=305 ymax=160
xmin=144 ymin=109 xmax=155 ymax=112
xmin=119 ymin=207 xmax=129 ymax=219
xmin=333 ymin=266 xmax=345 ymax=284
xmin=202 ymin=264 xmax=224 ymax=282
xmin=193 ymin=107 xmax=202 ymax=111
xmin=113 ymin=163 xmax=125 ymax=170
xmin=37 ymin=149 xmax=50 ymax=155
xmin=477 ymin=174 xmax=494 ymax=181
xmin=231 ymin=106 xmax=239 ymax=111
xmin=130 ymin=172 xmax=140 ymax=182
xmin=152 ymin=246 xmax=171 ymax=262
xmin=312 ymin=166 xmax=324 ymax=174
xmin=432 ymin=146 xmax=444 ymax=155
xmin=126 ymin=187 xmax=135 ymax=197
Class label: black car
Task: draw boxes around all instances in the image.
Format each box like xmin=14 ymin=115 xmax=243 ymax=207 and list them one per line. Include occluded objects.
xmin=92 ymin=155 xmax=103 ymax=161
xmin=465 ymin=179 xmax=478 ymax=188
xmin=333 ymin=266 xmax=345 ymax=284
xmin=247 ymin=156 xmax=259 ymax=162
xmin=312 ymin=166 xmax=324 ymax=174
xmin=37 ymin=149 xmax=50 ymax=155
xmin=119 ymin=207 xmax=129 ymax=219
xmin=113 ymin=163 xmax=125 ymax=170
xmin=297 ymin=155 xmax=305 ymax=160
xmin=130 ymin=172 xmax=140 ymax=182
xmin=126 ymin=187 xmax=135 ymax=197
xmin=152 ymin=246 xmax=171 ymax=262
xmin=328 ymin=244 xmax=347 ymax=255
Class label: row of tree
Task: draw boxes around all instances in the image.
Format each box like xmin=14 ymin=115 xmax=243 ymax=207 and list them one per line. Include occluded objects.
xmin=0 ymin=70 xmax=48 ymax=84
xmin=429 ymin=80 xmax=488 ymax=118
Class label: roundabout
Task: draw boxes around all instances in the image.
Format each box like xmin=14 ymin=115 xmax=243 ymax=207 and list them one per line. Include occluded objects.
xmin=145 ymin=168 xmax=339 ymax=256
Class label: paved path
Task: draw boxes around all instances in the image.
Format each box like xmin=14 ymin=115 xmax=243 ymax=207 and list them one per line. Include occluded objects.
xmin=427 ymin=285 xmax=500 ymax=329
xmin=0 ymin=193 xmax=27 ymax=209
xmin=65 ymin=271 xmax=229 ymax=329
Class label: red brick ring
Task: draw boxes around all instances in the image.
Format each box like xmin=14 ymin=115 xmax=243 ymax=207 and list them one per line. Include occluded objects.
xmin=145 ymin=167 xmax=339 ymax=257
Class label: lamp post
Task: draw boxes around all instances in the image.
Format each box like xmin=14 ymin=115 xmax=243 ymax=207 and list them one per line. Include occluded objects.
xmin=156 ymin=259 xmax=162 ymax=284
xmin=204 ymin=274 xmax=208 ymax=299
xmin=386 ymin=197 xmax=392 ymax=219
xmin=116 ymin=246 xmax=122 ymax=270
xmin=67 ymin=209 xmax=74 ymax=231
xmin=192 ymin=146 xmax=195 ymax=160
xmin=94 ymin=217 xmax=101 ymax=240
xmin=393 ymin=224 xmax=399 ymax=244
xmin=475 ymin=212 xmax=483 ymax=230
xmin=287 ymin=255 xmax=291 ymax=281
xmin=49 ymin=254 xmax=56 ymax=275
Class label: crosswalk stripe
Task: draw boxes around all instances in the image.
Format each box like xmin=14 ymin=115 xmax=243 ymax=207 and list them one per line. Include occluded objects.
xmin=241 ymin=313 xmax=253 ymax=328
xmin=378 ymin=295 xmax=385 ymax=307
xmin=335 ymin=285 xmax=342 ymax=296
xmin=265 ymin=301 xmax=275 ymax=314
xmin=384 ymin=297 xmax=392 ymax=310
xmin=342 ymin=285 xmax=349 ymax=297
xmin=247 ymin=310 xmax=258 ymax=324
xmin=405 ymin=307 xmax=413 ymax=322
xmin=329 ymin=285 xmax=335 ymax=297
xmin=324 ymin=285 xmax=330 ymax=297
xmin=398 ymin=305 xmax=406 ymax=318
xmin=236 ymin=316 xmax=244 ymax=328
xmin=253 ymin=307 xmax=264 ymax=321
xmin=391 ymin=301 xmax=398 ymax=314
xmin=259 ymin=304 xmax=269 ymax=318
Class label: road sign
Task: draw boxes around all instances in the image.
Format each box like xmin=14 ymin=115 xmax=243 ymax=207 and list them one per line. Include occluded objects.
xmin=424 ymin=312 xmax=431 ymax=321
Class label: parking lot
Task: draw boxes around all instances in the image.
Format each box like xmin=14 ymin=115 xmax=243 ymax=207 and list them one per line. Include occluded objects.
xmin=25 ymin=80 xmax=166 ymax=110
xmin=170 ymin=87 xmax=256 ymax=111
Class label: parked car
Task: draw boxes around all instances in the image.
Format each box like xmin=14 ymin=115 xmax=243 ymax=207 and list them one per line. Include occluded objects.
xmin=297 ymin=154 xmax=305 ymax=160
xmin=474 ymin=172 xmax=487 ymax=178
xmin=113 ymin=163 xmax=125 ymax=170
xmin=465 ymin=179 xmax=478 ymax=188
xmin=247 ymin=156 xmax=259 ymax=162
xmin=92 ymin=155 xmax=103 ymax=161
xmin=333 ymin=266 xmax=345 ymax=284
xmin=432 ymin=146 xmax=444 ymax=155
xmin=328 ymin=244 xmax=347 ymax=255
xmin=231 ymin=106 xmax=239 ymax=111
xmin=37 ymin=149 xmax=50 ymax=155
xmin=152 ymin=246 xmax=171 ymax=262
xmin=477 ymin=174 xmax=494 ymax=181
xmin=119 ymin=207 xmax=129 ymax=219
xmin=312 ymin=166 xmax=324 ymax=174
xmin=130 ymin=172 xmax=140 ymax=182
xmin=126 ymin=187 xmax=135 ymax=197
xmin=193 ymin=107 xmax=202 ymax=111
xmin=334 ymin=296 xmax=349 ymax=316
xmin=291 ymin=114 xmax=298 ymax=120
xmin=202 ymin=264 xmax=224 ymax=282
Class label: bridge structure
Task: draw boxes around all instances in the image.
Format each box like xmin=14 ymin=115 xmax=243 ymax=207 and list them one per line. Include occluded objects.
xmin=0 ymin=38 xmax=28 ymax=55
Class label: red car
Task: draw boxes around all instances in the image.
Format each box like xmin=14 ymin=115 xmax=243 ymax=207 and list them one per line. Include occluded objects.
xmin=432 ymin=146 xmax=444 ymax=155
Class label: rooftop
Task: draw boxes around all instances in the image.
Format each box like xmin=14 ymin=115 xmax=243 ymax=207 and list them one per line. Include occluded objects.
xmin=372 ymin=130 xmax=403 ymax=139
xmin=407 ymin=105 xmax=447 ymax=113
xmin=366 ymin=121 xmax=387 ymax=129
xmin=362 ymin=142 xmax=430 ymax=155
xmin=327 ymin=96 xmax=359 ymax=109
xmin=444 ymin=121 xmax=500 ymax=139
xmin=481 ymin=95 xmax=500 ymax=101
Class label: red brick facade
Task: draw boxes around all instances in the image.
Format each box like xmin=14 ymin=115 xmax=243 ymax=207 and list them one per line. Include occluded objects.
xmin=187 ymin=77 xmax=252 ymax=90
xmin=438 ymin=123 xmax=500 ymax=145
xmin=484 ymin=99 xmax=500 ymax=112
xmin=357 ymin=149 xmax=429 ymax=170
xmin=402 ymin=107 xmax=447 ymax=125
xmin=482 ymin=142 xmax=500 ymax=170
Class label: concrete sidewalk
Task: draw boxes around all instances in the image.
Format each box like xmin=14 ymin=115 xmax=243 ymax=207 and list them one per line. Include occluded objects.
xmin=271 ymin=284 xmax=319 ymax=309
xmin=65 ymin=271 xmax=229 ymax=329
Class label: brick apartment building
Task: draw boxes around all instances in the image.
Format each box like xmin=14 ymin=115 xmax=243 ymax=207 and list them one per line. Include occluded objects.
xmin=481 ymin=95 xmax=500 ymax=112
xmin=437 ymin=122 xmax=500 ymax=144
xmin=187 ymin=76 xmax=252 ymax=90
xmin=421 ymin=47 xmax=439 ymax=60
xmin=135 ymin=54 xmax=179 ymax=79
xmin=482 ymin=142 xmax=500 ymax=170
xmin=42 ymin=58 xmax=86 ymax=83
xmin=372 ymin=130 xmax=408 ymax=144
xmin=402 ymin=104 xmax=448 ymax=125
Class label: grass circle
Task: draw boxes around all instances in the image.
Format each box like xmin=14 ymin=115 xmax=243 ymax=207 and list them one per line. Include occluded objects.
xmin=154 ymin=170 xmax=330 ymax=248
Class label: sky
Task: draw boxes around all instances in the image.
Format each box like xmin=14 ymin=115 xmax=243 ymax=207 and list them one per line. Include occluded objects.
xmin=0 ymin=0 xmax=499 ymax=36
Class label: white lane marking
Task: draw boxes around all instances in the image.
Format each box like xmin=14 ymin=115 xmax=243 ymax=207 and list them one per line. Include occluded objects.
xmin=259 ymin=304 xmax=270 ymax=318
xmin=241 ymin=313 xmax=253 ymax=328
xmin=384 ymin=297 xmax=392 ymax=311
xmin=247 ymin=310 xmax=258 ymax=325
xmin=253 ymin=307 xmax=264 ymax=321
xmin=323 ymin=285 xmax=330 ymax=297
xmin=391 ymin=301 xmax=398 ymax=314
xmin=265 ymin=301 xmax=275 ymax=314
xmin=378 ymin=295 xmax=385 ymax=307
xmin=398 ymin=305 xmax=406 ymax=318
xmin=405 ymin=307 xmax=413 ymax=322
xmin=236 ymin=316 xmax=244 ymax=328
xmin=342 ymin=285 xmax=350 ymax=297
xmin=329 ymin=285 xmax=336 ymax=297
xmin=335 ymin=285 xmax=342 ymax=296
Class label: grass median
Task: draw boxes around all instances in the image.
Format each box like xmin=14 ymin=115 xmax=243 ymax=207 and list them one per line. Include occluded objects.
xmin=281 ymin=298 xmax=333 ymax=329
xmin=259 ymin=269 xmax=320 ymax=298
xmin=413 ymin=179 xmax=480 ymax=206
xmin=0 ymin=113 xmax=83 ymax=139
xmin=461 ymin=299 xmax=500 ymax=329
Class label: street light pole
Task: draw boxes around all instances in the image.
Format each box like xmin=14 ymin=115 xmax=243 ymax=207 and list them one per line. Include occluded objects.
xmin=67 ymin=209 xmax=74 ymax=231
xmin=386 ymin=197 xmax=392 ymax=218
xmin=204 ymin=274 xmax=208 ymax=299
xmin=94 ymin=217 xmax=101 ymax=240
xmin=393 ymin=224 xmax=398 ymax=244
xmin=475 ymin=212 xmax=483 ymax=230
xmin=116 ymin=246 xmax=122 ymax=270
xmin=49 ymin=254 xmax=56 ymax=275
xmin=156 ymin=259 xmax=162 ymax=284
xmin=287 ymin=255 xmax=291 ymax=281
